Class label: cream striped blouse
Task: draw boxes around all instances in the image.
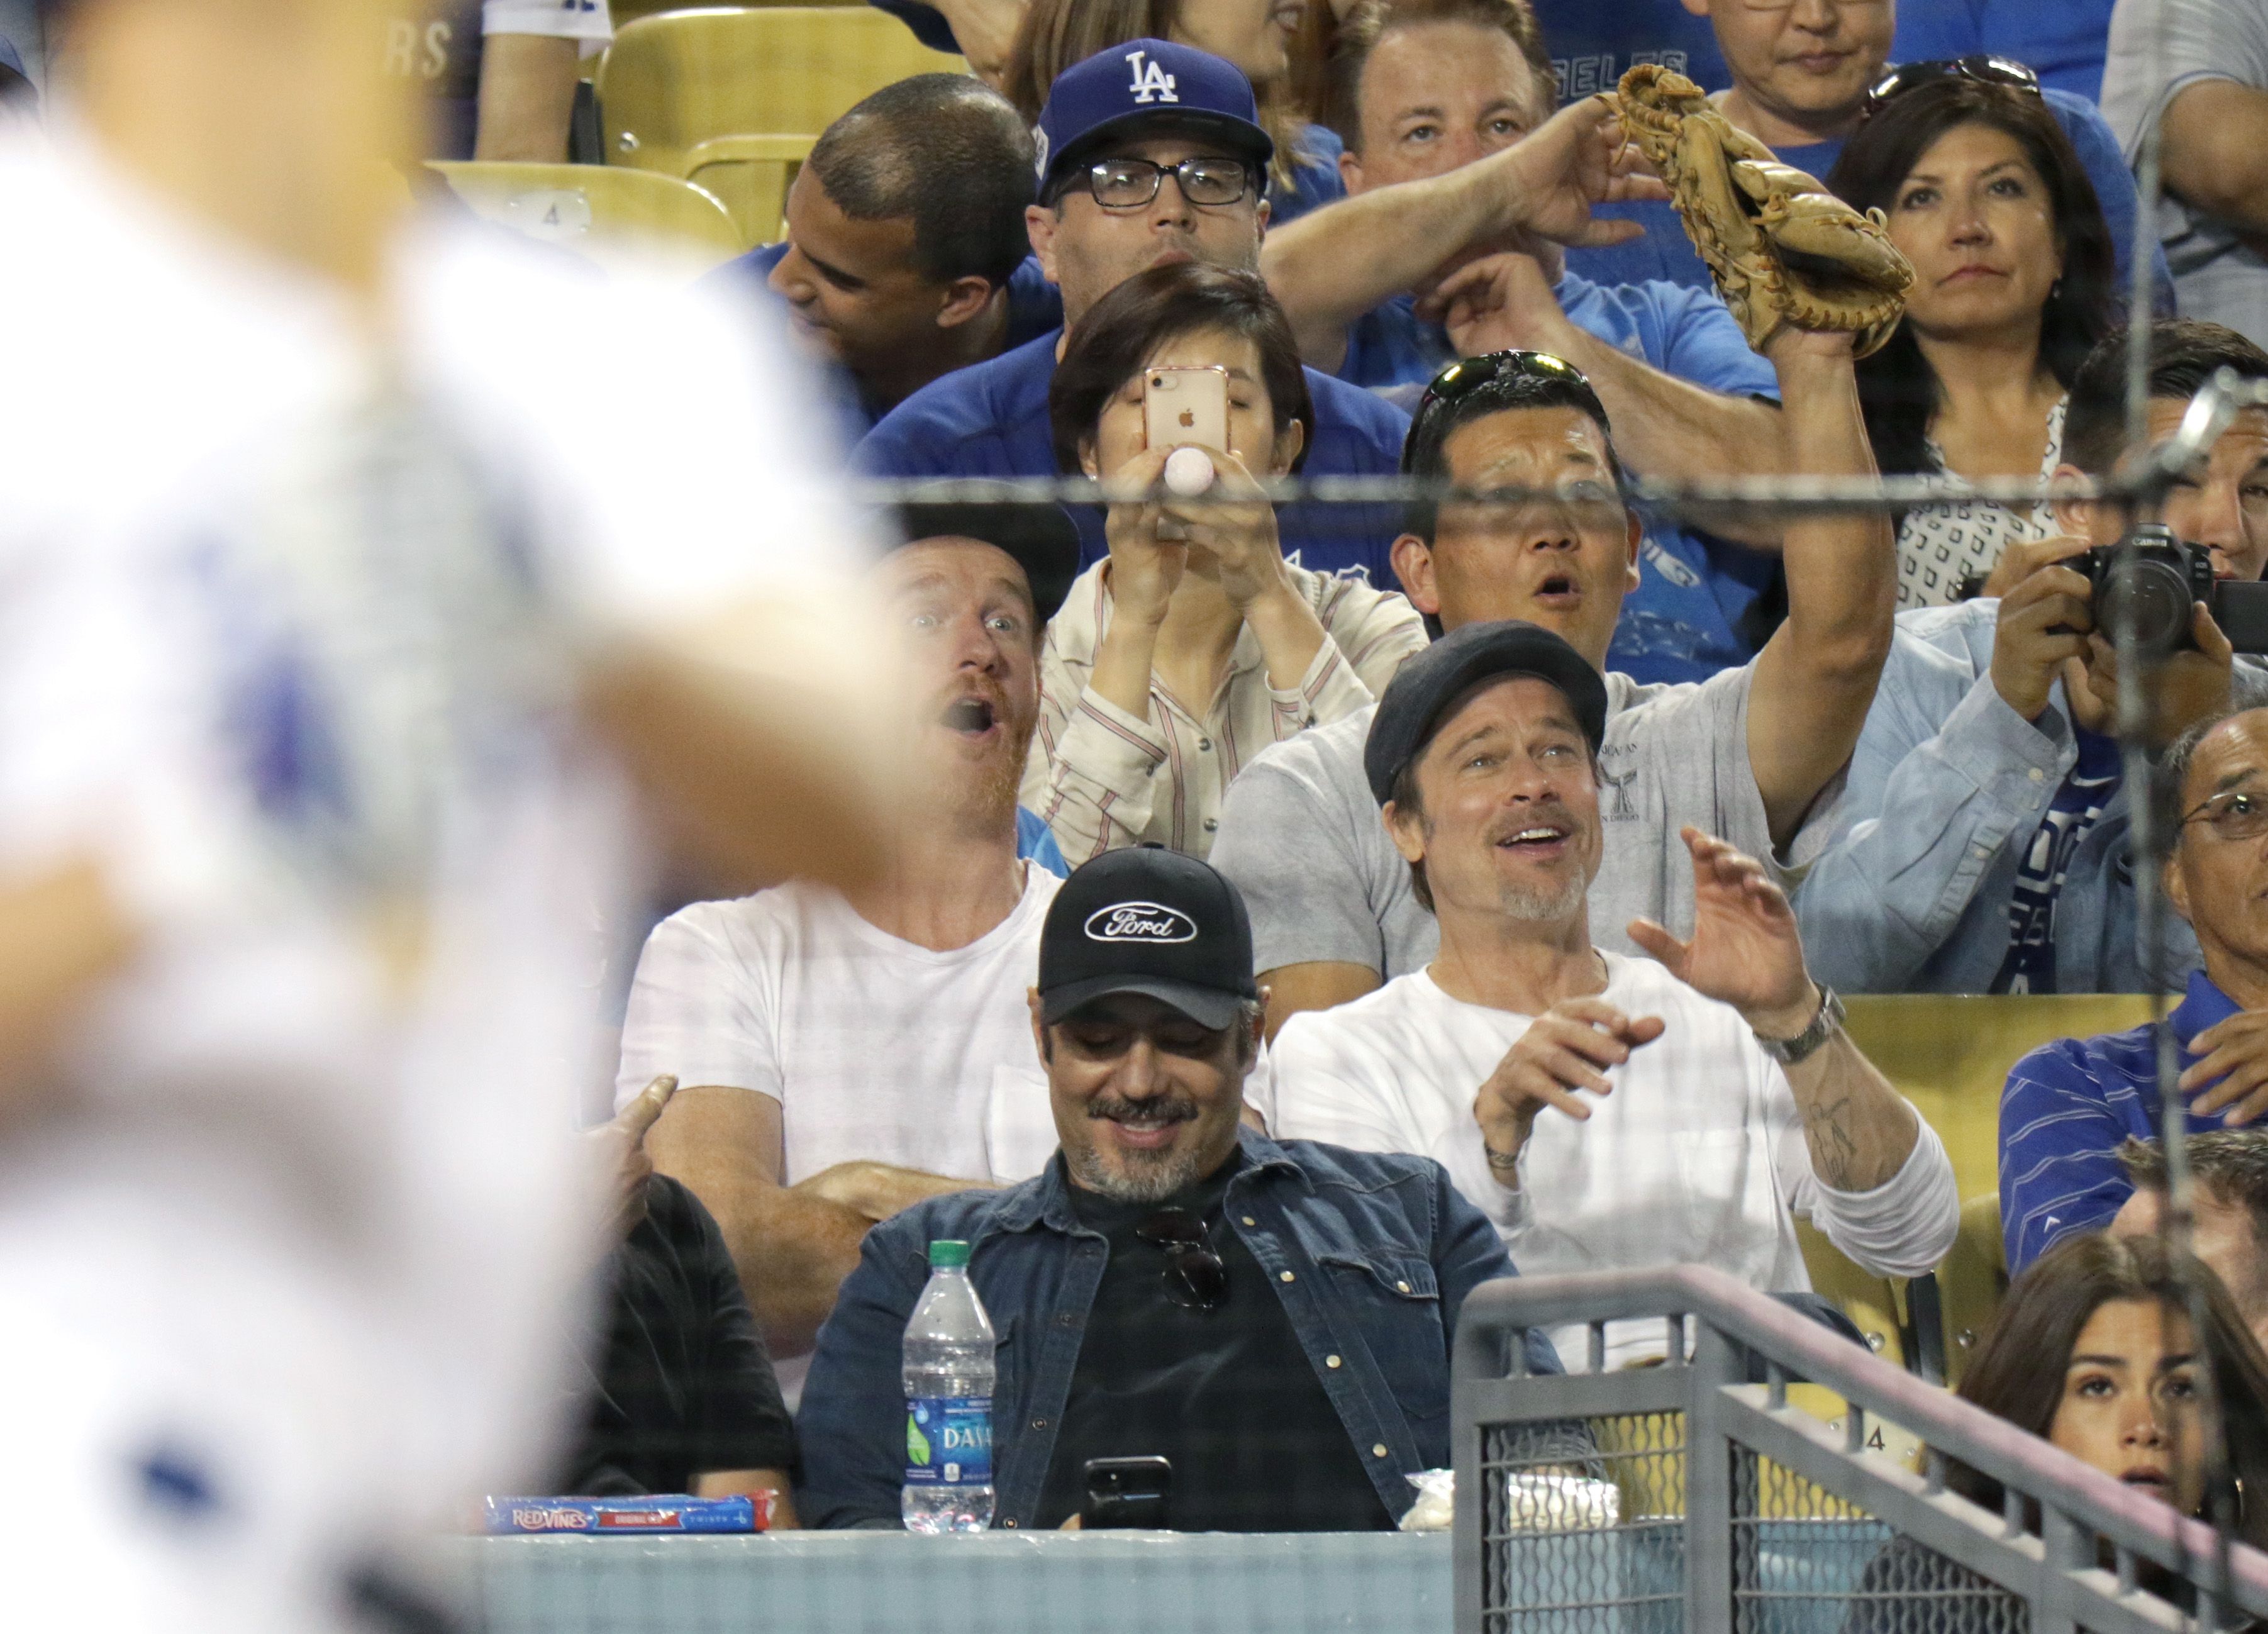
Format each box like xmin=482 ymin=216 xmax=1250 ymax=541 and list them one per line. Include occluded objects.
xmin=1022 ymin=559 xmax=1428 ymax=862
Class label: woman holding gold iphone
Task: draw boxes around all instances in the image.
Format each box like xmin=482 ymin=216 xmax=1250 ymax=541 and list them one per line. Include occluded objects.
xmin=1026 ymin=260 xmax=1426 ymax=863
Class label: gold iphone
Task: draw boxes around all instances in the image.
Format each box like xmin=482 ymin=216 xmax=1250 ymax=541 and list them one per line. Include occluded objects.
xmin=1142 ymin=365 xmax=1231 ymax=454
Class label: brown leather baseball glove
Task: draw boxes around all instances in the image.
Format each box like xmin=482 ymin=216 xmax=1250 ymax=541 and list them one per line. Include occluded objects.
xmin=1614 ymin=64 xmax=1913 ymax=357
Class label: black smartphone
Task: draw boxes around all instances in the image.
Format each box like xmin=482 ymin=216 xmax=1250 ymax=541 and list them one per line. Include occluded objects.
xmin=1081 ymin=1455 xmax=1172 ymax=1530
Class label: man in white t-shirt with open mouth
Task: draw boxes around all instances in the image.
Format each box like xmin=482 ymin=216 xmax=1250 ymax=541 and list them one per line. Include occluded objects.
xmin=623 ymin=502 xmax=1083 ymax=1372
xmin=1261 ymin=621 xmax=1957 ymax=1368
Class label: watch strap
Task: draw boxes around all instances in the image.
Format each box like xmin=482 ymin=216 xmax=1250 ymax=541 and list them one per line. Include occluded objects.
xmin=1755 ymin=985 xmax=1844 ymax=1065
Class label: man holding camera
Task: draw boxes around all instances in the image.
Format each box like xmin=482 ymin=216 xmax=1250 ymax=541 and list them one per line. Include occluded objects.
xmin=1793 ymin=320 xmax=2268 ymax=994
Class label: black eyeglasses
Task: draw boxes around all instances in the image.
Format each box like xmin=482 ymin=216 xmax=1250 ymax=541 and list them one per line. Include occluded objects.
xmin=1863 ymin=55 xmax=2041 ymax=119
xmin=1135 ymin=1209 xmax=1228 ymax=1311
xmin=1084 ymin=155 xmax=1255 ymax=210
xmin=1404 ymin=350 xmax=1609 ymax=472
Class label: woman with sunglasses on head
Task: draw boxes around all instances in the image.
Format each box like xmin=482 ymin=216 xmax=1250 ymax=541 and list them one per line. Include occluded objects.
xmin=1003 ymin=0 xmax=1352 ymax=224
xmin=1029 ymin=260 xmax=1425 ymax=864
xmin=1844 ymin=1232 xmax=2268 ymax=1632
xmin=1828 ymin=73 xmax=2118 ymax=610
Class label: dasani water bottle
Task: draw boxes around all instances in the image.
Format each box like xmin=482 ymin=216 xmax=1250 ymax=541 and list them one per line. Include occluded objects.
xmin=901 ymin=1239 xmax=996 ymax=1532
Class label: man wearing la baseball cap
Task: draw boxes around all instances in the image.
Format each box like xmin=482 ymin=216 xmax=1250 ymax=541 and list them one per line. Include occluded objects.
xmin=854 ymin=38 xmax=1412 ymax=585
xmin=796 ymin=843 xmax=1569 ymax=1534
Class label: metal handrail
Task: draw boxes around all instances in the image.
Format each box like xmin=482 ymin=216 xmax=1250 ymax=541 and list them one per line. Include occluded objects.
xmin=1454 ymin=1265 xmax=2268 ymax=1632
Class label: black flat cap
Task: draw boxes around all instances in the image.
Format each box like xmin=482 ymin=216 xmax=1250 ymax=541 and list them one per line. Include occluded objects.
xmin=891 ymin=501 xmax=1082 ymax=628
xmin=1362 ymin=621 xmax=1609 ymax=806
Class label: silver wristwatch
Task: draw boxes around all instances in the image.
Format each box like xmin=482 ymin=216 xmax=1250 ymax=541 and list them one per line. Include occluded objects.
xmin=1755 ymin=984 xmax=1845 ymax=1065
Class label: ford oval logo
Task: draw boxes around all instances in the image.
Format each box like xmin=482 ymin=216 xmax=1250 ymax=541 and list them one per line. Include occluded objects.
xmin=1084 ymin=901 xmax=1197 ymax=943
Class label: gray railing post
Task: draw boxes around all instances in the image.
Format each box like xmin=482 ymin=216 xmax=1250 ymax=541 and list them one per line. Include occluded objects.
xmin=1452 ymin=1267 xmax=2268 ymax=1634
xmin=1684 ymin=1311 xmax=1745 ymax=1630
xmin=2035 ymin=1503 xmax=2089 ymax=1634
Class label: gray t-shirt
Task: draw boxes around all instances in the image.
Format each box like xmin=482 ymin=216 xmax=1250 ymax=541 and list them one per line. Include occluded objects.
xmin=2102 ymin=0 xmax=2268 ymax=347
xmin=1211 ymin=665 xmax=1773 ymax=979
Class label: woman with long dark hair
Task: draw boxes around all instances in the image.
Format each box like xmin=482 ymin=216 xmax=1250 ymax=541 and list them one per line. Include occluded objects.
xmin=1003 ymin=0 xmax=1349 ymax=222
xmin=1845 ymin=1233 xmax=2268 ymax=1631
xmin=1828 ymin=76 xmax=2117 ymax=608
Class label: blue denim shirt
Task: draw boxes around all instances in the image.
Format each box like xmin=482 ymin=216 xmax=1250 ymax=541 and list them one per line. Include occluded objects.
xmin=796 ymin=1127 xmax=1562 ymax=1530
xmin=1791 ymin=601 xmax=2243 ymax=994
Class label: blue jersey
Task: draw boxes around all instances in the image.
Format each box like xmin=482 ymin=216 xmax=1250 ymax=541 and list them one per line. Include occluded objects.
xmin=855 ymin=328 xmax=1411 ymax=586
xmin=1273 ymin=124 xmax=1347 ymax=228
xmin=704 ymin=248 xmax=1065 ymax=445
xmin=1888 ymin=1 xmax=2116 ymax=104
xmin=1526 ymin=1 xmax=2044 ymax=103
xmin=1338 ymin=272 xmax=1778 ymax=686
xmin=1569 ymin=89 xmax=2170 ymax=314
xmin=1999 ymin=969 xmax=2242 ymax=1274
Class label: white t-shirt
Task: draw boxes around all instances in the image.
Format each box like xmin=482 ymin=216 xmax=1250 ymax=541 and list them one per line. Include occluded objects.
xmin=0 ymin=131 xmax=862 ymax=1631
xmin=616 ymin=869 xmax=1065 ymax=1186
xmin=485 ymin=0 xmax=613 ymax=42
xmin=1262 ymin=953 xmax=1956 ymax=1369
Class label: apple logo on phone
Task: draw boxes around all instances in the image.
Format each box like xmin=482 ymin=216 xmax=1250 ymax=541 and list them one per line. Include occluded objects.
xmin=1179 ymin=409 xmax=1195 ymax=428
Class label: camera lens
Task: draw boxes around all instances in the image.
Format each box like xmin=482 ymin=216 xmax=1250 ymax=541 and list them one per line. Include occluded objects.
xmin=2097 ymin=557 xmax=2193 ymax=655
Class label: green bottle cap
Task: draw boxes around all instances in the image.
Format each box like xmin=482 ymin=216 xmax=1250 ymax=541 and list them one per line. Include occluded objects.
xmin=928 ymin=1240 xmax=972 ymax=1269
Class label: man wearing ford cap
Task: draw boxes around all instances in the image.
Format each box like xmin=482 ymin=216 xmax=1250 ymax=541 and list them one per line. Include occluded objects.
xmin=794 ymin=845 xmax=1583 ymax=1532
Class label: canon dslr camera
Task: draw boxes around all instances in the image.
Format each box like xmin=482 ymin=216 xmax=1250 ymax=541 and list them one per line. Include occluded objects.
xmin=2080 ymin=524 xmax=2268 ymax=657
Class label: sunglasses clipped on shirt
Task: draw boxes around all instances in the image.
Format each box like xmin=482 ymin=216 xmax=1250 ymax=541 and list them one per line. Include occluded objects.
xmin=1862 ymin=55 xmax=2042 ymax=121
xmin=1135 ymin=1209 xmax=1229 ymax=1311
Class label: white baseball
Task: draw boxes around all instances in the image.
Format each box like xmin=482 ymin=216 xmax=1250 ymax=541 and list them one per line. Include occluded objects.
xmin=1163 ymin=446 xmax=1216 ymax=497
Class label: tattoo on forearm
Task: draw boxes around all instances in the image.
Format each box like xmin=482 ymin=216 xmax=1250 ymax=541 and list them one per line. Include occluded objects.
xmin=1804 ymin=1096 xmax=1864 ymax=1191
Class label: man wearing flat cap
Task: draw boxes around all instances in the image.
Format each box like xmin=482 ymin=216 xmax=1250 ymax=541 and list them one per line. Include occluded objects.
xmin=1264 ymin=621 xmax=1957 ymax=1369
xmin=797 ymin=844 xmax=1581 ymax=1531
xmin=621 ymin=503 xmax=1084 ymax=1380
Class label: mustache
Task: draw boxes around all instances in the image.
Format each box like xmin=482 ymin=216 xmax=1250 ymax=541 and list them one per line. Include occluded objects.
xmin=1484 ymin=800 xmax=1582 ymax=843
xmin=1087 ymin=1092 xmax=1200 ymax=1128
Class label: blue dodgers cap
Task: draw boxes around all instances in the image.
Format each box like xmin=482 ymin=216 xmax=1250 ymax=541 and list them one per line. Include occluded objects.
xmin=1033 ymin=38 xmax=1274 ymax=199
xmin=1363 ymin=621 xmax=1609 ymax=806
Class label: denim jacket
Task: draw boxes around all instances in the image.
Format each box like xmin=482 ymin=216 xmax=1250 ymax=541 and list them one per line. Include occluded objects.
xmin=1790 ymin=601 xmax=2254 ymax=994
xmin=795 ymin=1127 xmax=1562 ymax=1530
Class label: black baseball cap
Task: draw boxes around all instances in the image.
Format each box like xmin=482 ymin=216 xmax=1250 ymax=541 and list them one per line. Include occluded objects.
xmin=891 ymin=501 xmax=1082 ymax=628
xmin=1037 ymin=845 xmax=1259 ymax=1030
xmin=1363 ymin=621 xmax=1609 ymax=806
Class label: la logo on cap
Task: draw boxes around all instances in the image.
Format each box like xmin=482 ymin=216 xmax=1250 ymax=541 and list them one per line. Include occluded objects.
xmin=1084 ymin=901 xmax=1197 ymax=943
xmin=1126 ymin=48 xmax=1179 ymax=105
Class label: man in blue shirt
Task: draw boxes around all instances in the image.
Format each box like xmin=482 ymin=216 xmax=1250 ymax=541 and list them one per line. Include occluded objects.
xmin=858 ymin=39 xmax=1414 ymax=585
xmin=1569 ymin=0 xmax=2168 ymax=308
xmin=1796 ymin=320 xmax=2268 ymax=998
xmin=1803 ymin=1 xmax=2119 ymax=106
xmin=1259 ymin=0 xmax=1789 ymax=682
xmin=796 ymin=845 xmax=1569 ymax=1531
xmin=708 ymin=75 xmax=1060 ymax=445
xmin=2001 ymin=704 xmax=2268 ymax=1273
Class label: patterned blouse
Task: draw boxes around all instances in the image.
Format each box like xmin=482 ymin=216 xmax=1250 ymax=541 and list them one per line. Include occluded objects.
xmin=1022 ymin=559 xmax=1426 ymax=863
xmin=1895 ymin=397 xmax=2066 ymax=610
